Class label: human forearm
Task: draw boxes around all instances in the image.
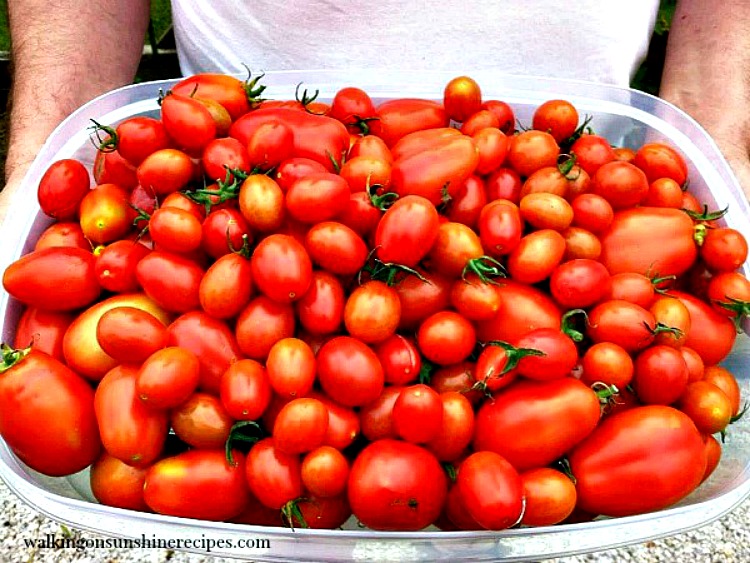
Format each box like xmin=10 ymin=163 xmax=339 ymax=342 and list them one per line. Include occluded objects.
xmin=2 ymin=0 xmax=149 ymax=219
xmin=660 ymin=0 xmax=750 ymax=195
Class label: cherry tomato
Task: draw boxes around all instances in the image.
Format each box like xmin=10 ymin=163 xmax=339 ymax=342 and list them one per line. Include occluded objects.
xmin=507 ymin=229 xmax=566 ymax=284
xmin=171 ymin=392 xmax=233 ymax=449
xmin=571 ymin=193 xmax=614 ymax=233
xmin=235 ymin=296 xmax=296 ymax=360
xmin=533 ymin=99 xmax=579 ymax=143
xmin=375 ymin=195 xmax=439 ymax=267
xmin=580 ymin=342 xmax=634 ymax=390
xmin=330 ymin=86 xmax=379 ymax=135
xmin=266 ymin=338 xmax=317 ymax=399
xmin=275 ymin=157 xmax=328 ymax=192
xmin=632 ymin=345 xmax=689 ymax=405
xmin=301 ymin=446 xmax=350 ymax=498
xmin=485 ymin=167 xmax=522 ymax=202
xmin=35 ymin=222 xmax=89 ymax=251
xmin=703 ymin=365 xmax=742 ymax=416
xmin=79 ymin=183 xmax=134 ymax=244
xmin=482 ymin=100 xmax=515 ymax=134
xmin=606 ymin=272 xmax=658 ymax=308
xmin=95 ymin=306 xmax=167 ymax=364
xmin=520 ymin=467 xmax=577 ymax=526
xmin=376 ymin=98 xmax=448 ymax=147
xmin=136 ymin=346 xmax=200 ymax=409
xmin=13 ymin=308 xmax=74 ymax=362
xmin=37 ymin=159 xmax=90 ymax=220
xmin=94 ymin=147 xmax=139 ymax=189
xmin=478 ymin=199 xmax=523 ymax=256
xmin=305 ymin=222 xmax=368 ymax=276
xmin=246 ymin=120 xmax=295 ymax=171
xmin=443 ymin=76 xmax=482 ymax=122
xmin=520 ymin=192 xmax=574 ymax=231
xmin=220 ymin=359 xmax=272 ymax=421
xmin=114 ymin=116 xmax=171 ymax=166
xmin=317 ymin=336 xmax=384 ymax=407
xmin=273 ymin=397 xmax=329 ymax=454
xmin=506 ymin=130 xmax=559 ymax=177
xmin=90 ymin=452 xmax=149 ymax=511
xmin=472 ymin=127 xmax=509 ymax=175
xmin=515 ymin=328 xmax=578 ymax=381
xmin=587 ymin=300 xmax=659 ymax=353
xmin=137 ymin=148 xmax=196 ymax=197
xmin=238 ymin=173 xmax=285 ymax=232
xmin=426 ymin=391 xmax=475 ymax=462
xmin=201 ymin=207 xmax=252 ymax=260
xmin=136 ymin=251 xmax=204 ymax=313
xmin=286 ymin=172 xmax=350 ymax=224
xmin=95 ymin=240 xmax=151 ymax=293
xmin=650 ymin=296 xmax=691 ymax=347
xmin=670 ymin=291 xmax=737 ymax=366
xmin=199 ymin=252 xmax=254 ymax=319
xmin=374 ymin=334 xmax=421 ymax=385
xmin=446 ymin=175 xmax=487 ymax=229
xmin=344 ymin=281 xmax=401 ymax=344
xmin=418 ymin=311 xmax=476 ymax=366
xmin=633 ymin=142 xmax=688 ymax=185
xmin=570 ymin=134 xmax=616 ymax=176
xmin=245 ymin=438 xmax=303 ymax=510
xmin=700 ymin=227 xmax=749 ymax=272
xmin=391 ymin=384 xmax=443 ymax=444
xmin=678 ymin=381 xmax=733 ymax=435
xmin=160 ymin=92 xmax=217 ymax=154
xmin=251 ymin=234 xmax=312 ymax=303
xmin=550 ymin=259 xmax=610 ymax=309
xmin=450 ymin=275 xmax=501 ymax=321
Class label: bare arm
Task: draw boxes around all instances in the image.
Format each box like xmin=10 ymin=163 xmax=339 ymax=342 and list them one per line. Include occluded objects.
xmin=660 ymin=0 xmax=750 ymax=197
xmin=1 ymin=0 xmax=150 ymax=222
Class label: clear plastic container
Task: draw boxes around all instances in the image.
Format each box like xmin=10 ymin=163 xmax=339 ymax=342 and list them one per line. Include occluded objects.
xmin=1 ymin=70 xmax=749 ymax=562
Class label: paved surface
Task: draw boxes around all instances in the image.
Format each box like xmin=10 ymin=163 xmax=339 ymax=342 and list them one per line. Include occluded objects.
xmin=1 ymin=480 xmax=748 ymax=563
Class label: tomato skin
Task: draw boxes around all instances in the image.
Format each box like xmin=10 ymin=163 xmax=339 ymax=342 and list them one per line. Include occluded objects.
xmin=237 ymin=174 xmax=284 ymax=233
xmin=703 ymin=366 xmax=741 ymax=416
xmin=600 ymin=207 xmax=698 ymax=277
xmin=581 ymin=342 xmax=634 ymax=389
xmin=520 ymin=192 xmax=574 ymax=231
xmin=506 ymin=130 xmax=559 ymax=178
xmin=95 ymin=306 xmax=167 ymax=364
xmin=305 ymin=222 xmax=368 ymax=276
xmin=359 ymin=386 xmax=402 ymax=441
xmin=633 ymin=142 xmax=688 ymax=186
xmin=427 ymin=222 xmax=484 ymax=279
xmin=266 ymin=338 xmax=316 ymax=399
xmin=236 ymin=296 xmax=296 ymax=360
xmin=13 ymin=308 xmax=74 ymax=362
xmin=607 ymin=272 xmax=657 ymax=308
xmin=426 ymin=391 xmax=475 ymax=462
xmin=349 ymin=135 xmax=393 ymax=163
xmin=0 ymin=349 xmax=101 ymax=476
xmin=348 ymin=439 xmax=448 ymax=530
xmin=570 ymin=134 xmax=616 ymax=176
xmin=220 ymin=359 xmax=272 ymax=421
xmin=317 ymin=336 xmax=384 ymax=407
xmin=166 ymin=311 xmax=243 ymax=394
xmin=375 ymin=195 xmax=440 ymax=267
xmin=472 ymin=127 xmax=509 ymax=174
xmin=533 ymin=99 xmax=579 ymax=143
xmin=35 ymin=222 xmax=89 ymax=251
xmin=478 ymin=199 xmax=524 ymax=256
xmin=669 ymin=291 xmax=737 ymax=366
xmin=340 ymin=155 xmax=392 ymax=193
xmin=682 ymin=347 xmax=706 ymax=383
xmin=678 ymin=381 xmax=733 ymax=435
xmin=302 ymin=446 xmax=350 ymax=498
xmin=246 ymin=120 xmax=295 ymax=171
xmin=3 ymin=247 xmax=100 ymax=311
xmin=474 ymin=378 xmax=601 ymax=471
xmin=90 ymin=453 xmax=149 ymax=511
xmin=273 ymin=397 xmax=329 ymax=454
xmin=95 ymin=365 xmax=168 ymax=468
xmin=562 ymin=226 xmax=601 ymax=261
xmin=136 ymin=149 xmax=196 ymax=197
xmin=392 ymin=384 xmax=443 ymax=444
xmin=339 ymin=191 xmax=383 ymax=239
xmin=95 ymin=240 xmax=151 ymax=293
xmin=145 ymin=449 xmax=249 ymax=521
xmin=251 ymin=234 xmax=313 ymax=304
xmin=592 ymin=161 xmax=649 ymax=209
xmin=569 ymin=405 xmax=706 ymax=517
xmin=344 ymin=281 xmax=401 ymax=344
xmin=632 ymin=345 xmax=689 ymax=405
xmin=198 ymin=253 xmax=254 ymax=319
xmin=171 ymin=392 xmax=233 ymax=449
xmin=520 ymin=467 xmax=577 ymax=526
xmin=286 ymin=172 xmax=350 ymax=224
xmin=246 ymin=438 xmax=303 ymax=509
xmin=330 ymin=86 xmax=379 ymax=134
xmin=418 ymin=311 xmax=476 ymax=366
xmin=293 ymin=271 xmax=344 ymax=335
xmin=700 ymin=228 xmax=749 ymax=272
xmin=136 ymin=346 xmax=200 ymax=409
xmin=115 ymin=116 xmax=171 ymax=167
xmin=650 ymin=296 xmax=691 ymax=347
xmin=550 ymin=259 xmax=611 ymax=309
xmin=457 ymin=451 xmax=524 ymax=530
xmin=515 ymin=328 xmax=578 ymax=381
xmin=37 ymin=159 xmax=90 ymax=220
xmin=376 ymin=98 xmax=448 ymax=147
xmin=136 ymin=251 xmax=204 ymax=313
xmin=507 ymin=229 xmax=566 ymax=284
xmin=476 ymin=280 xmax=562 ymax=343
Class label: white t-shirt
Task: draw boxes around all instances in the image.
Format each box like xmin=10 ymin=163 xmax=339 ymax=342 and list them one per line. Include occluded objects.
xmin=171 ymin=0 xmax=659 ymax=87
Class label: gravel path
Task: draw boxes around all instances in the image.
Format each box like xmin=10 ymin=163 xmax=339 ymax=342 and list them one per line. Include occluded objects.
xmin=1 ymin=480 xmax=748 ymax=563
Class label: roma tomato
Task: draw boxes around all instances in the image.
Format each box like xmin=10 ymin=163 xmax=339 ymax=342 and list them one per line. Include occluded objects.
xmin=374 ymin=334 xmax=421 ymax=385
xmin=136 ymin=346 xmax=200 ymax=409
xmin=348 ymin=439 xmax=447 ymax=531
xmin=273 ymin=397 xmax=329 ymax=454
xmin=90 ymin=453 xmax=149 ymax=511
xmin=236 ymin=296 xmax=296 ymax=359
xmin=376 ymin=98 xmax=448 ymax=147
xmin=245 ymin=438 xmax=303 ymax=510
xmin=201 ymin=208 xmax=252 ymax=260
xmin=170 ymin=392 xmax=233 ymax=449
xmin=149 ymin=207 xmax=203 ymax=254
xmin=0 ymin=348 xmax=100 ymax=476
xmin=450 ymin=275 xmax=501 ymax=321
xmin=160 ymin=92 xmax=217 ymax=154
xmin=569 ymin=405 xmax=705 ymax=517
xmin=34 ymin=222 xmax=89 ymax=251
xmin=266 ymin=338 xmax=316 ymax=399
xmin=375 ymin=195 xmax=439 ymax=267
xmin=571 ymin=193 xmax=614 ymax=234
xmin=473 ymin=378 xmax=601 ymax=471
xmin=95 ymin=306 xmax=167 ymax=364
xmin=13 ymin=308 xmax=74 ymax=361
xmin=37 ymin=159 xmax=90 ymax=220
xmin=486 ymin=167 xmax=522 ymax=202
xmin=136 ymin=251 xmax=204 ymax=313
xmin=220 ymin=359 xmax=272 ymax=421
xmin=360 ymin=386 xmax=402 ymax=442
xmin=200 ymin=252 xmax=254 ymax=319
xmin=317 ymin=336 xmax=384 ymax=407
xmin=251 ymin=234 xmax=312 ymax=303
xmin=245 ymin=120 xmax=295 ymax=171
xmin=446 ymin=175 xmax=487 ymax=229
xmin=144 ymin=449 xmax=249 ymax=521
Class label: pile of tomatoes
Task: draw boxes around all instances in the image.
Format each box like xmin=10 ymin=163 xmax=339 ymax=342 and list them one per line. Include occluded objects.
xmin=1 ymin=73 xmax=747 ymax=531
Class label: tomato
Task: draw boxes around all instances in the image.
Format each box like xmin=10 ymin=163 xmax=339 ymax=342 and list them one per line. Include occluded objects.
xmin=250 ymin=234 xmax=313 ymax=303
xmin=426 ymin=391 xmax=475 ymax=462
xmin=506 ymin=130 xmax=559 ymax=178
xmin=266 ymin=338 xmax=316 ymax=399
xmin=644 ymin=177 xmax=683 ymax=208
xmin=236 ymin=296 xmax=296 ymax=360
xmin=633 ymin=142 xmax=688 ymax=186
xmin=94 ymin=147 xmax=139 ymax=189
xmin=308 ymin=390 xmax=361 ymax=451
xmin=375 ymin=195 xmax=439 ymax=267
xmin=344 ymin=281 xmax=401 ymax=344
xmin=533 ymin=99 xmax=579 ymax=143
xmin=359 ymin=386 xmax=402 ymax=441
xmin=472 ymin=127 xmax=508 ymax=175
xmin=445 ymin=175 xmax=487 ymax=229
xmin=275 ymin=157 xmax=327 ymax=192
xmin=95 ymin=240 xmax=151 ymax=293
xmin=34 ymin=222 xmax=89 ymax=251
xmin=650 ymin=296 xmax=691 ymax=347
xmin=370 ymin=335 xmax=419 ymax=386
xmin=95 ymin=365 xmax=168 ymax=467
xmin=418 ymin=311 xmax=476 ymax=366
xmin=443 ymin=76 xmax=482 ymax=122
xmin=457 ymin=451 xmax=524 ymax=530
xmin=376 ymin=98 xmax=448 ymax=147
xmin=474 ymin=378 xmax=600 ymax=471
xmin=160 ymin=92 xmax=217 ymax=154
xmin=37 ymin=159 xmax=90 ymax=220
xmin=0 ymin=348 xmax=100 ymax=476
xmin=391 ymin=132 xmax=479 ymax=205
xmin=238 ymin=173 xmax=285 ymax=232
xmin=591 ymin=161 xmax=649 ymax=209
xmin=702 ymin=434 xmax=722 ymax=482
xmin=329 ymin=86 xmax=379 ymax=134
xmin=519 ymin=165 xmax=569 ymax=199
xmin=580 ymin=342 xmax=634 ymax=389
xmin=286 ymin=172 xmax=350 ymax=224
xmin=136 ymin=148 xmax=196 ymax=197
xmin=570 ymin=134 xmax=616 ymax=176
xmin=461 ymin=110 xmax=500 ymax=136
xmin=150 ymin=207 xmax=203 ymax=255
xmin=305 ymin=222 xmax=368 ymax=277
xmin=613 ymin=147 xmax=637 ymax=162
xmin=292 ymin=494 xmax=352 ymax=529
xmin=606 ymin=272 xmax=658 ymax=308
xmin=486 ymin=167 xmax=522 ymax=202
xmin=246 ymin=120 xmax=295 ymax=171
xmin=113 ymin=116 xmax=171 ymax=167
xmin=600 ymin=207 xmax=698 ymax=277
xmin=702 ymin=366 xmax=742 ymax=416
xmin=519 ymin=193 xmax=573 ymax=231
xmin=317 ymin=336 xmax=384 ymax=407
xmin=135 ymin=251 xmax=203 ymax=313
xmin=391 ymin=384 xmax=443 ymax=444
xmin=426 ymin=222 xmax=484 ymax=278
xmin=473 ymin=344 xmax=522 ymax=393
xmin=394 ymin=268 xmax=452 ymax=330
xmin=167 ymin=311 xmax=243 ymax=394
xmin=219 ymin=359 xmax=271 ymax=421
xmin=90 ymin=452 xmax=149 ymax=511
xmin=197 ymin=252 xmax=253 ymax=319
xmin=340 ymin=155 xmax=392 ymax=193
xmin=700 ymin=227 xmax=749 ymax=272
xmin=550 ymin=259 xmax=610 ymax=308
xmin=520 ymin=467 xmax=577 ymax=526
xmin=171 ymin=392 xmax=233 ymax=449
xmin=246 ymin=437 xmax=303 ymax=509
xmin=442 ymin=483 xmax=481 ymax=530
xmin=145 ymin=449 xmax=249 ymax=520
xmin=273 ymin=398 xmax=329 ymax=455
xmin=348 ymin=439 xmax=447 ymax=530
xmin=78 ymin=183 xmax=133 ymax=244
xmin=476 ymin=280 xmax=562 ymax=343
xmin=669 ymin=291 xmax=737 ymax=366
xmin=588 ymin=300 xmax=661 ymax=353
xmin=129 ymin=184 xmax=157 ymax=227
xmin=450 ymin=275 xmax=501 ymax=321
xmin=349 ymin=134 xmax=393 ymax=163
xmin=569 ymin=405 xmax=706 ymax=516
xmin=135 ymin=346 xmax=200 ymax=409
xmin=562 ymin=226 xmax=601 ymax=261
xmin=514 ymin=328 xmax=578 ymax=381
xmin=571 ymin=193 xmax=614 ymax=234
xmin=13 ymin=308 xmax=74 ymax=361
xmin=678 ymin=381 xmax=733 ymax=435
xmin=707 ymin=272 xmax=750 ymax=320
xmin=338 ymin=191 xmax=383 ymax=239
xmin=507 ymin=229 xmax=566 ymax=284
xmin=301 ymin=446 xmax=350 ymax=498
xmin=201 ymin=137 xmax=251 ymax=182
xmin=632 ymin=345 xmax=689 ymax=405
xmin=63 ymin=294 xmax=169 ymax=380
xmin=682 ymin=347 xmax=706 ymax=383
xmin=172 ymin=73 xmax=251 ymax=121
xmin=478 ymin=199 xmax=523 ymax=256
xmin=201 ymin=207 xmax=252 ymax=260
xmin=95 ymin=306 xmax=167 ymax=363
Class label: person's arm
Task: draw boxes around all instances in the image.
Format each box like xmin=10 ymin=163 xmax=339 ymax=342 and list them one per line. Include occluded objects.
xmin=660 ymin=0 xmax=750 ymax=196
xmin=1 ymin=0 xmax=150 ymax=223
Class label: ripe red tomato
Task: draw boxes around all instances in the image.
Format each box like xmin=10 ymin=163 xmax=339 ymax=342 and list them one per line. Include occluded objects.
xmin=592 ymin=161 xmax=649 ymax=209
xmin=329 ymin=86 xmax=379 ymax=135
xmin=246 ymin=120 xmax=295 ymax=171
xmin=235 ymin=296 xmax=296 ymax=360
xmin=703 ymin=366 xmax=741 ymax=416
xmin=344 ymin=281 xmax=401 ymax=344
xmin=514 ymin=328 xmax=578 ymax=381
xmin=201 ymin=207 xmax=252 ymax=260
xmin=0 ymin=348 xmax=101 ymax=476
xmin=317 ymin=336 xmax=384 ymax=407
xmin=426 ymin=221 xmax=484 ymax=278
xmin=376 ymin=98 xmax=448 ymax=147
xmin=13 ymin=308 xmax=74 ymax=362
xmin=305 ymin=221 xmax=368 ymax=276
xmin=273 ymin=397 xmax=329 ymax=454
xmin=580 ymin=342 xmax=634 ymax=390
xmin=587 ymin=300 xmax=659 ymax=353
xmin=37 ymin=159 xmax=91 ymax=220
xmin=90 ymin=452 xmax=149 ymax=511
xmin=426 ymin=391 xmax=475 ymax=462
xmin=114 ymin=116 xmax=171 ymax=166
xmin=506 ymin=130 xmax=559 ymax=177
xmin=94 ymin=147 xmax=138 ymax=189
xmin=251 ymin=234 xmax=312 ymax=303
xmin=418 ymin=311 xmax=476 ymax=366
xmin=486 ymin=167 xmax=522 ymax=202
xmin=136 ymin=251 xmax=204 ymax=313
xmin=374 ymin=334 xmax=421 ymax=385
xmin=507 ymin=229 xmax=566 ymax=284
xmin=520 ymin=467 xmax=577 ymax=526
xmin=359 ymin=386 xmax=402 ymax=442
xmin=95 ymin=306 xmax=167 ymax=364
xmin=160 ymin=92 xmax=217 ymax=154
xmin=136 ymin=346 xmax=200 ymax=409
xmin=570 ymin=134 xmax=616 ymax=176
xmin=34 ymin=222 xmax=89 ymax=251
xmin=375 ymin=195 xmax=440 ymax=267
xmin=644 ymin=177 xmax=684 ymax=208
xmin=95 ymin=240 xmax=151 ymax=294
xmin=301 ymin=446 xmax=350 ymax=498
xmin=550 ymin=259 xmax=611 ymax=308
xmin=669 ymin=291 xmax=737 ymax=366
xmin=569 ymin=405 xmax=706 ymax=517
xmin=444 ymin=76 xmax=482 ymax=122
xmin=339 ymin=155 xmax=392 ymax=193
xmin=245 ymin=438 xmax=303 ymax=510
xmin=348 ymin=439 xmax=448 ymax=530
xmin=519 ymin=193 xmax=574 ymax=231
xmin=237 ymin=174 xmax=285 ymax=233
xmin=632 ymin=345 xmax=689 ymax=405
xmin=79 ymin=183 xmax=134 ymax=244
xmin=678 ymin=381 xmax=733 ymax=435
xmin=571 ymin=193 xmax=614 ymax=234
xmin=391 ymin=384 xmax=443 ymax=444
xmin=478 ymin=199 xmax=524 ymax=256
xmin=266 ymin=338 xmax=316 ymax=399
xmin=170 ymin=392 xmax=233 ymax=449
xmin=199 ymin=252 xmax=254 ymax=319
xmin=286 ymin=172 xmax=350 ymax=224
xmin=700 ymin=227 xmax=749 ymax=272
xmin=533 ymin=99 xmax=579 ymax=143
xmin=633 ymin=142 xmax=688 ymax=185
xmin=137 ymin=148 xmax=196 ymax=196
xmin=450 ymin=275 xmax=501 ymax=321
xmin=220 ymin=359 xmax=272 ymax=421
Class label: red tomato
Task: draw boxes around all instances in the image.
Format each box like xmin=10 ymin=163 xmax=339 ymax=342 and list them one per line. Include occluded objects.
xmin=172 ymin=73 xmax=251 ymax=120
xmin=114 ymin=116 xmax=171 ymax=166
xmin=94 ymin=147 xmax=138 ymax=189
xmin=570 ymin=134 xmax=616 ymax=176
xmin=273 ymin=397 xmax=329 ymax=454
xmin=678 ymin=381 xmax=733 ymax=435
xmin=580 ymin=342 xmax=634 ymax=390
xmin=95 ymin=306 xmax=167 ymax=364
xmin=394 ymin=268 xmax=452 ymax=330
xmin=376 ymin=98 xmax=448 ymax=147
xmin=275 ymin=157 xmax=327 ymax=192
xmin=344 ymin=281 xmax=401 ymax=344
xmin=375 ymin=195 xmax=439 ymax=267
xmin=286 ymin=172 xmax=350 ymax=224
xmin=588 ymin=300 xmax=661 ymax=353
xmin=669 ymin=291 xmax=737 ymax=366
xmin=95 ymin=365 xmax=168 ymax=467
xmin=136 ymin=148 xmax=196 ymax=196
xmin=3 ymin=247 xmax=100 ymax=311
xmin=90 ymin=453 xmax=149 ymax=511
xmin=650 ymin=296 xmax=691 ymax=347
xmin=444 ymin=76 xmax=482 ymax=122
xmin=520 ymin=467 xmax=577 ymax=526
xmin=514 ymin=328 xmax=578 ymax=381
xmin=338 ymin=191 xmax=383 ymax=238
xmin=633 ymin=142 xmax=688 ymax=185
xmin=295 ymin=270 xmax=344 ymax=335
xmin=457 ymin=451 xmax=524 ymax=530
xmin=550 ymin=259 xmax=611 ymax=308
xmin=418 ymin=311 xmax=476 ymax=366
xmin=533 ymin=99 xmax=579 ymax=143
xmin=606 ymin=272 xmax=658 ymax=308
xmin=632 ymin=345 xmax=689 ymax=405
xmin=237 ymin=173 xmax=285 ymax=232
xmin=0 ymin=348 xmax=100 ymax=476
xmin=317 ymin=336 xmax=384 ymax=407
xmin=329 ymin=86 xmax=379 ymax=135
xmin=485 ymin=167 xmax=522 ymax=202
xmin=201 ymin=207 xmax=252 ymax=260
xmin=34 ymin=222 xmax=89 ymax=251
xmin=301 ymin=446 xmax=350 ymax=498
xmin=391 ymin=384 xmax=443 ymax=444
xmin=473 ymin=344 xmax=522 ymax=393
xmin=569 ymin=405 xmax=706 ymax=516
xmin=136 ymin=346 xmax=200 ymax=409
xmin=592 ymin=161 xmax=649 ymax=209
xmin=481 ymin=100 xmax=515 ymax=134
xmin=348 ymin=439 xmax=448 ymax=530
xmin=251 ymin=234 xmax=312 ymax=303
xmin=519 ymin=192 xmax=574 ymax=231
xmin=446 ymin=175 xmax=487 ymax=229
xmin=359 ymin=386 xmax=402 ymax=442
xmin=37 ymin=159 xmax=90 ymax=220
xmin=95 ymin=240 xmax=151 ymax=293
xmin=506 ymin=130 xmax=559 ymax=178
xmin=79 ymin=183 xmax=133 ymax=244
xmin=246 ymin=120 xmax=295 ymax=171
xmin=571 ymin=193 xmax=614 ymax=234
xmin=507 ymin=230 xmax=566 ymax=284
xmin=426 ymin=221 xmax=484 ymax=279
xmin=700 ymin=227 xmax=749 ymax=272
xmin=13 ymin=308 xmax=74 ymax=362
xmin=426 ymin=391 xmax=475 ymax=462
xmin=220 ymin=359 xmax=272 ymax=420
xmin=305 ymin=222 xmax=368 ymax=276
xmin=245 ymin=438 xmax=303 ymax=510
xmin=450 ymin=275 xmax=502 ymax=321
xmin=644 ymin=177 xmax=684 ymax=208
xmin=474 ymin=378 xmax=600 ymax=471
xmin=236 ymin=296 xmax=296 ymax=360
xmin=478 ymin=199 xmax=524 ymax=256
xmin=199 ymin=252 xmax=254 ymax=319
xmin=171 ymin=392 xmax=233 ymax=449
xmin=340 ymin=155 xmax=392 ymax=193
xmin=160 ymin=92 xmax=217 ymax=153
xmin=135 ymin=251 xmax=204 ymax=313
xmin=266 ymin=338 xmax=316 ymax=399
xmin=461 ymin=110 xmax=499 ymax=136
xmin=682 ymin=347 xmax=706 ymax=383
xmin=308 ymin=390 xmax=361 ymax=451
xmin=703 ymin=366 xmax=741 ymax=416
xmin=145 ymin=450 xmax=249 ymax=521
xmin=702 ymin=434 xmax=722 ymax=483
xmin=201 ymin=137 xmax=251 ymax=182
